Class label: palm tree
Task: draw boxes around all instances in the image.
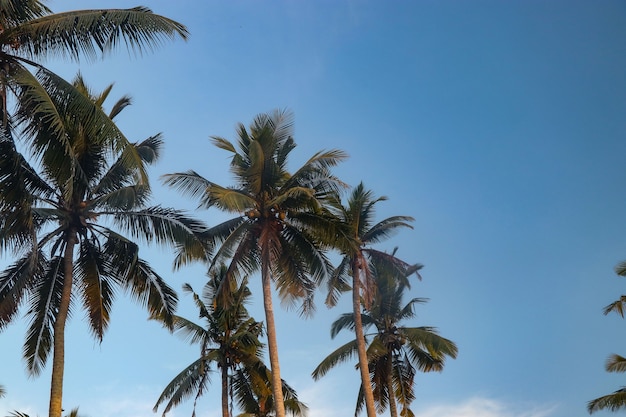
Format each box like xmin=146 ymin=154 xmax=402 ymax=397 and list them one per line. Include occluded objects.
xmin=0 ymin=1 xmax=189 ymax=268
xmin=0 ymin=384 xmax=5 ymax=398
xmin=321 ymin=183 xmax=417 ymax=417
xmin=154 ymin=265 xmax=308 ymax=417
xmin=588 ymin=261 xmax=626 ymax=414
xmin=0 ymin=76 xmax=206 ymax=417
xmin=153 ymin=265 xmax=265 ymax=417
xmin=162 ymin=109 xmax=346 ymax=417
xmin=314 ymin=256 xmax=457 ymax=417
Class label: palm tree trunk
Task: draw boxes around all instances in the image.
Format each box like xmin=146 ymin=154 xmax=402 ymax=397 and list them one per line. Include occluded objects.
xmin=386 ymin=352 xmax=398 ymax=417
xmin=49 ymin=230 xmax=76 ymax=417
xmin=221 ymin=362 xmax=230 ymax=417
xmin=261 ymin=255 xmax=286 ymax=417
xmin=353 ymin=266 xmax=377 ymax=417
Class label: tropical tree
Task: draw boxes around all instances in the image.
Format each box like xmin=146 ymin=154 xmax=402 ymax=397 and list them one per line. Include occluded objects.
xmin=153 ymin=265 xmax=264 ymax=417
xmin=0 ymin=0 xmax=189 ymax=280
xmin=321 ymin=183 xmax=417 ymax=417
xmin=588 ymin=261 xmax=626 ymax=414
xmin=154 ymin=265 xmax=307 ymax=417
xmin=162 ymin=109 xmax=347 ymax=417
xmin=314 ymin=257 xmax=457 ymax=417
xmin=0 ymin=384 xmax=5 ymax=398
xmin=0 ymin=76 xmax=206 ymax=417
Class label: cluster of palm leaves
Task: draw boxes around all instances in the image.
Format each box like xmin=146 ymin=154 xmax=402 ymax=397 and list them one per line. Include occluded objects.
xmin=0 ymin=3 xmax=457 ymax=417
xmin=588 ymin=261 xmax=626 ymax=414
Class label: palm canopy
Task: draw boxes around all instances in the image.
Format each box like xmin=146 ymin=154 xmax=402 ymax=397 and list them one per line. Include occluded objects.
xmin=163 ymin=109 xmax=345 ymax=417
xmin=0 ymin=74 xmax=206 ymax=375
xmin=313 ymin=257 xmax=457 ymax=417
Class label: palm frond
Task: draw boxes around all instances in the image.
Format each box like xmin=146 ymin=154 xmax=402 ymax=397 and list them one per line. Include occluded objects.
xmin=588 ymin=388 xmax=626 ymax=413
xmin=24 ymin=255 xmax=65 ymax=376
xmin=606 ymin=354 xmax=626 ymax=373
xmin=8 ymin=7 xmax=188 ymax=61
xmin=311 ymin=339 xmax=359 ymax=380
xmin=153 ymin=358 xmax=211 ymax=417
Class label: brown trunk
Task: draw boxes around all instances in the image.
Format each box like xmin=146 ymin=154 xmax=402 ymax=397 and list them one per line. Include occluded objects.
xmin=353 ymin=260 xmax=377 ymax=417
xmin=49 ymin=230 xmax=76 ymax=417
xmin=261 ymin=250 xmax=285 ymax=417
xmin=386 ymin=351 xmax=398 ymax=417
xmin=221 ymin=361 xmax=230 ymax=417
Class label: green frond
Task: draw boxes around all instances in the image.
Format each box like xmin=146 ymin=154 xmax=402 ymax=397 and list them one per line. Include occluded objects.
xmin=24 ymin=255 xmax=65 ymax=376
xmin=606 ymin=354 xmax=626 ymax=373
xmin=161 ymin=170 xmax=214 ymax=208
xmin=588 ymin=388 xmax=626 ymax=413
xmin=153 ymin=358 xmax=211 ymax=417
xmin=312 ymin=339 xmax=359 ymax=380
xmin=75 ymin=238 xmax=115 ymax=342
xmin=112 ymin=206 xmax=208 ymax=251
xmin=330 ymin=313 xmax=357 ymax=338
xmin=0 ymin=250 xmax=45 ymax=328
xmin=8 ymin=7 xmax=188 ymax=61
xmin=210 ymin=136 xmax=237 ymax=153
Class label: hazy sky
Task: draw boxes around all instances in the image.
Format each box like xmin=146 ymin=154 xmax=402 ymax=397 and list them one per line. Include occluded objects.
xmin=2 ymin=1 xmax=626 ymax=417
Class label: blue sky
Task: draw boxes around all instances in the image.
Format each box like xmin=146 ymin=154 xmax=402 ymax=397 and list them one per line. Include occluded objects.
xmin=2 ymin=1 xmax=626 ymax=417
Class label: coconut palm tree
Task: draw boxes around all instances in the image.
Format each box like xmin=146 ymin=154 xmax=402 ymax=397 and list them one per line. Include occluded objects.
xmin=153 ymin=265 xmax=265 ymax=417
xmin=0 ymin=1 xmax=189 ymax=264
xmin=588 ymin=261 xmax=626 ymax=414
xmin=314 ymin=256 xmax=457 ymax=417
xmin=321 ymin=183 xmax=417 ymax=417
xmin=0 ymin=384 xmax=5 ymax=397
xmin=162 ymin=109 xmax=346 ymax=417
xmin=154 ymin=265 xmax=307 ymax=417
xmin=0 ymin=76 xmax=206 ymax=417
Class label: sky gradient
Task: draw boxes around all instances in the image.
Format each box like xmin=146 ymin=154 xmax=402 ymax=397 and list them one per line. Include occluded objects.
xmin=2 ymin=1 xmax=626 ymax=417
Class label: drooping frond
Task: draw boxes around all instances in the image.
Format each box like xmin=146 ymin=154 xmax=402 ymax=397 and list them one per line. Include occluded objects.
xmin=588 ymin=388 xmax=626 ymax=413
xmin=311 ymin=339 xmax=359 ymax=380
xmin=24 ymin=255 xmax=65 ymax=376
xmin=6 ymin=7 xmax=188 ymax=61
xmin=153 ymin=358 xmax=211 ymax=417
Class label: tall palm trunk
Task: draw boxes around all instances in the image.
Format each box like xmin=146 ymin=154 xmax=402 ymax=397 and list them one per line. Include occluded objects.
xmin=49 ymin=229 xmax=76 ymax=417
xmin=261 ymin=245 xmax=285 ymax=417
xmin=352 ymin=262 xmax=377 ymax=417
xmin=386 ymin=352 xmax=398 ymax=417
xmin=221 ymin=361 xmax=230 ymax=417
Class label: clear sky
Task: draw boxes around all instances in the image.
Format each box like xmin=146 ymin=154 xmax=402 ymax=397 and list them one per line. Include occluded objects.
xmin=2 ymin=1 xmax=626 ymax=417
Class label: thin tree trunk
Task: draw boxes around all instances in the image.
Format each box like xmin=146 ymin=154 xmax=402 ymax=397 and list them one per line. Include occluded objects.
xmin=353 ymin=263 xmax=377 ymax=417
xmin=386 ymin=352 xmax=398 ymax=417
xmin=49 ymin=230 xmax=76 ymax=417
xmin=221 ymin=361 xmax=230 ymax=417
xmin=261 ymin=255 xmax=286 ymax=417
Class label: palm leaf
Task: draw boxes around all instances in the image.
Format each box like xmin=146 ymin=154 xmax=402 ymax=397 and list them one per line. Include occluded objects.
xmin=7 ymin=7 xmax=188 ymax=61
xmin=311 ymin=339 xmax=359 ymax=380
xmin=588 ymin=388 xmax=626 ymax=413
